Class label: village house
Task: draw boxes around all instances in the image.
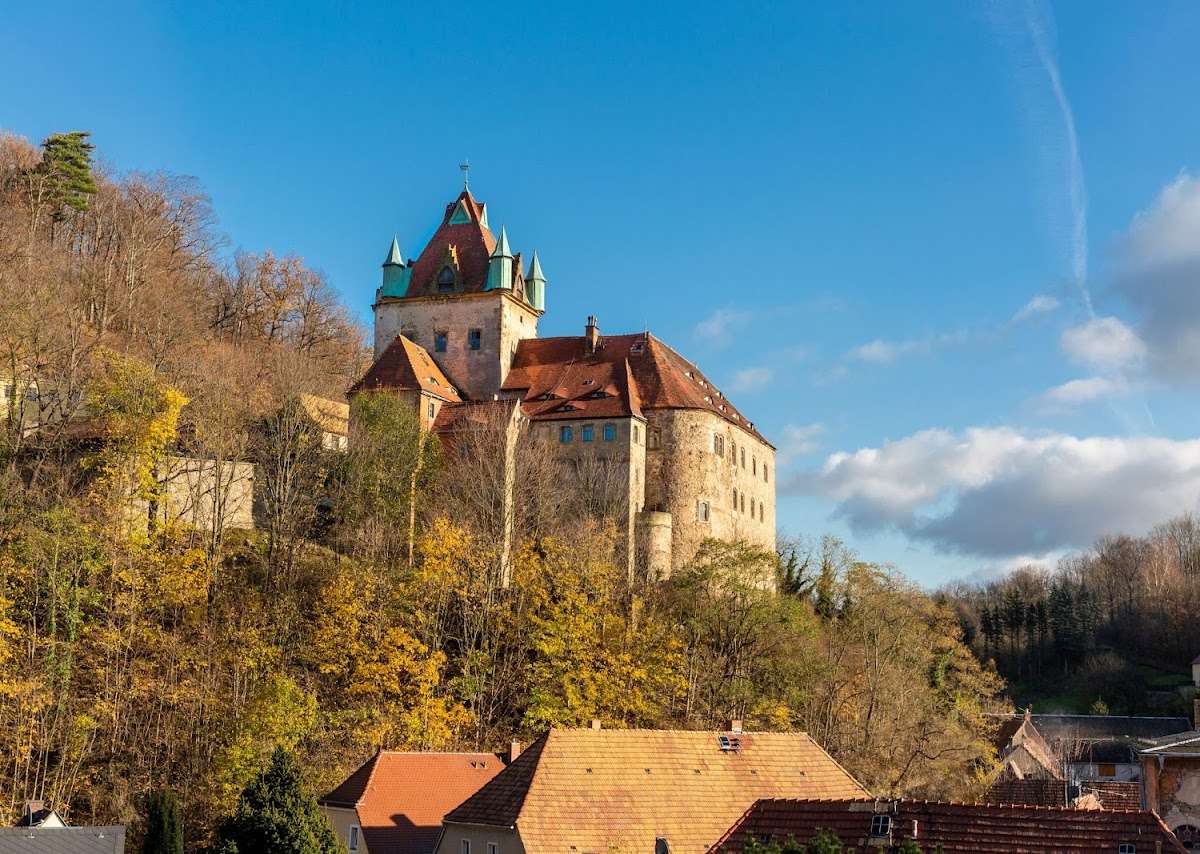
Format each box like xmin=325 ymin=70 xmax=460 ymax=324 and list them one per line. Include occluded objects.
xmin=2 ymin=801 xmax=125 ymax=853
xmin=714 ymin=796 xmax=1187 ymax=853
xmin=318 ymin=750 xmax=513 ymax=854
xmin=1139 ymin=697 xmax=1200 ymax=850
xmin=354 ymin=187 xmax=776 ymax=579
xmin=433 ymin=724 xmax=867 ymax=854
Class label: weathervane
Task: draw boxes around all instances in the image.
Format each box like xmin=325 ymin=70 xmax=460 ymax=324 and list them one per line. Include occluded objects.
xmin=459 ymin=159 xmax=470 ymax=190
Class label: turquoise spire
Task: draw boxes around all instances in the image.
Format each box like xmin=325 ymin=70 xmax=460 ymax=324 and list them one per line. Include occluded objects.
xmin=486 ymin=227 xmax=514 ymax=291
xmin=380 ymin=236 xmax=411 ymax=297
xmin=526 ymin=251 xmax=546 ymax=311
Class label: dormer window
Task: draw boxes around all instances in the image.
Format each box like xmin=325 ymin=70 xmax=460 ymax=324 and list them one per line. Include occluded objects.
xmin=437 ymin=266 xmax=456 ymax=293
xmin=870 ymin=815 xmax=891 ymax=838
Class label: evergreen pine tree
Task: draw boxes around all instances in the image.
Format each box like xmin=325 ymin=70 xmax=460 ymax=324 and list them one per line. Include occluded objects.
xmin=36 ymin=131 xmax=98 ymax=220
xmin=804 ymin=830 xmax=847 ymax=854
xmin=143 ymin=790 xmax=183 ymax=854
xmin=213 ymin=747 xmax=341 ymax=854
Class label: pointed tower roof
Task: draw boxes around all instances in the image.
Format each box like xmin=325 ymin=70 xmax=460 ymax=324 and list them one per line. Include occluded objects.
xmin=382 ymin=235 xmax=404 ymax=267
xmin=396 ymin=189 xmax=497 ymax=298
xmin=491 ymin=227 xmax=512 ymax=259
xmin=527 ymin=251 xmax=545 ymax=282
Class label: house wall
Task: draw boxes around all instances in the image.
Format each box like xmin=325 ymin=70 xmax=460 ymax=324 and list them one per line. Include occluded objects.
xmin=1065 ymin=761 xmax=1140 ymax=783
xmin=437 ymin=823 xmax=523 ymax=854
xmin=321 ymin=805 xmax=365 ymax=853
xmin=642 ymin=409 xmax=776 ymax=575
xmin=137 ymin=456 xmax=255 ymax=533
xmin=1144 ymin=756 xmax=1200 ymax=838
xmin=374 ymin=292 xmax=540 ymax=401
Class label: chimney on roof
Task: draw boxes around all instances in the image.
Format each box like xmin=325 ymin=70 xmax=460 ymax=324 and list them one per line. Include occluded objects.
xmin=585 ymin=316 xmax=600 ymax=354
xmin=727 ymin=719 xmax=743 ymax=734
xmin=590 ymin=718 xmax=602 ymax=731
xmin=508 ymin=740 xmax=522 ymax=763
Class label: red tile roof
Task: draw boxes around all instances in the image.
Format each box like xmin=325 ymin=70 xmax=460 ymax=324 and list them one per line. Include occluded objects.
xmin=443 ymin=728 xmax=868 ymax=854
xmin=351 ymin=335 xmax=462 ymax=402
xmin=320 ymin=751 xmax=506 ymax=854
xmin=1081 ymin=781 xmax=1144 ymax=811
xmin=984 ymin=778 xmax=1066 ymax=807
xmin=502 ymin=333 xmax=770 ymax=444
xmin=714 ymin=797 xmax=1186 ymax=854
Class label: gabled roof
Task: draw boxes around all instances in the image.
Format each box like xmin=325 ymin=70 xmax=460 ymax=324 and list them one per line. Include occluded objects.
xmin=351 ymin=336 xmax=462 ymax=403
xmin=1026 ymin=714 xmax=1191 ymax=742
xmin=501 ymin=333 xmax=770 ymax=444
xmin=713 ymin=797 xmax=1187 ymax=854
xmin=0 ymin=827 xmax=126 ymax=854
xmin=1139 ymin=729 xmax=1200 ymax=757
xmin=431 ymin=398 xmax=519 ymax=434
xmin=983 ymin=778 xmax=1066 ymax=807
xmin=443 ymin=728 xmax=868 ymax=854
xmin=319 ymin=752 xmax=506 ymax=854
xmin=298 ymin=394 xmax=349 ymax=437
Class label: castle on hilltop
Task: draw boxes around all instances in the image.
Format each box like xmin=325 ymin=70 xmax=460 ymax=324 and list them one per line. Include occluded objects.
xmin=352 ymin=187 xmax=775 ymax=577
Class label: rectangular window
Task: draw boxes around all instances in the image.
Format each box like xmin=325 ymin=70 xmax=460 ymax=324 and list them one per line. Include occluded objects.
xmin=349 ymin=826 xmax=359 ymax=851
xmin=1099 ymin=763 xmax=1117 ymax=777
xmin=559 ymin=425 xmax=573 ymax=443
xmin=713 ymin=434 xmax=724 ymax=456
xmin=469 ymin=328 xmax=482 ymax=350
xmin=750 ymin=498 xmax=755 ymax=516
xmin=582 ymin=424 xmax=594 ymax=442
xmin=740 ymin=494 xmax=745 ymax=513
xmin=648 ymin=427 xmax=660 ymax=449
xmin=428 ymin=401 xmax=435 ymax=419
xmin=435 ymin=331 xmax=448 ymax=352
xmin=730 ymin=441 xmax=736 ymax=466
xmin=603 ymin=423 xmax=616 ymax=441
xmin=1119 ymin=845 xmax=1136 ymax=854
xmin=462 ymin=841 xmax=471 ymax=854
xmin=633 ymin=425 xmax=640 ymax=443
xmin=488 ymin=844 xmax=498 ymax=854
xmin=697 ymin=500 xmax=710 ymax=522
xmin=732 ymin=488 xmax=738 ymax=508
xmin=759 ymin=503 xmax=764 ymax=521
xmin=752 ymin=457 xmax=757 ymax=475
xmin=741 ymin=447 xmax=746 ymax=468
xmin=869 ymin=815 xmax=890 ymax=837
xmin=764 ymin=464 xmax=769 ymax=483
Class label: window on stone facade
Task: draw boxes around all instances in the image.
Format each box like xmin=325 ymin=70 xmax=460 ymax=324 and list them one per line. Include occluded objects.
xmin=730 ymin=441 xmax=736 ymax=465
xmin=435 ymin=331 xmax=448 ymax=352
xmin=349 ymin=826 xmax=360 ymax=851
xmin=697 ymin=500 xmax=710 ymax=522
xmin=740 ymin=494 xmax=745 ymax=513
xmin=438 ymin=266 xmax=456 ymax=292
xmin=764 ymin=464 xmax=769 ymax=483
xmin=560 ymin=426 xmax=573 ymax=443
xmin=633 ymin=425 xmax=640 ymax=443
xmin=582 ymin=424 xmax=594 ymax=442
xmin=759 ymin=503 xmax=764 ymax=522
xmin=750 ymin=498 xmax=755 ymax=517
xmin=713 ymin=434 xmax=724 ymax=457
xmin=603 ymin=423 xmax=616 ymax=441
xmin=648 ymin=427 xmax=661 ymax=449
xmin=732 ymin=488 xmax=738 ymax=509
xmin=741 ymin=447 xmax=746 ymax=468
xmin=752 ymin=457 xmax=757 ymax=475
xmin=469 ymin=328 xmax=482 ymax=350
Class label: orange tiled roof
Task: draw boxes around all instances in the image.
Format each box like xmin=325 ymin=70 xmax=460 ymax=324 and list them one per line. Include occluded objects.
xmin=714 ymin=797 xmax=1187 ymax=854
xmin=400 ymin=190 xmax=522 ymax=297
xmin=351 ymin=335 xmax=462 ymax=403
xmin=502 ymin=333 xmax=771 ymax=445
xmin=320 ymin=751 xmax=506 ymax=854
xmin=443 ymin=729 xmax=868 ymax=854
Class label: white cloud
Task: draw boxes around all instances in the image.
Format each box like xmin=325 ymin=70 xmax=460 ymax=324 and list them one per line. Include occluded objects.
xmin=729 ymin=366 xmax=772 ymax=394
xmin=1115 ymin=173 xmax=1200 ymax=383
xmin=693 ymin=309 xmax=750 ymax=349
xmin=788 ymin=427 xmax=1200 ymax=557
xmin=1037 ymin=376 xmax=1131 ymax=408
xmin=778 ymin=423 xmax=825 ymax=465
xmin=1060 ymin=317 xmax=1146 ymax=371
xmin=846 ymin=331 xmax=967 ymax=365
xmin=1012 ymin=294 xmax=1060 ymax=323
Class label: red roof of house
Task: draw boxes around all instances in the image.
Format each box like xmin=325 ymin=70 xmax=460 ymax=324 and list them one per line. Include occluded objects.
xmin=713 ymin=797 xmax=1186 ymax=854
xmin=351 ymin=336 xmax=462 ymax=402
xmin=396 ymin=190 xmax=524 ymax=298
xmin=320 ymin=751 xmax=506 ymax=854
xmin=502 ymin=332 xmax=770 ymax=444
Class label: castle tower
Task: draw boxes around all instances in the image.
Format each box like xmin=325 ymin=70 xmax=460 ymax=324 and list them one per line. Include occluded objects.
xmin=371 ymin=189 xmax=544 ymax=401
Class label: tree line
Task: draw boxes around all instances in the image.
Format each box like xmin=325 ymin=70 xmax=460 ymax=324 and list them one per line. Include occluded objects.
xmin=0 ymin=129 xmax=1002 ymax=849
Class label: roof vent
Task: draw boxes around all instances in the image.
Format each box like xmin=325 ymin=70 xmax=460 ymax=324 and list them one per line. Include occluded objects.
xmin=718 ymin=735 xmax=742 ymax=752
xmin=630 ymin=341 xmax=645 ymax=355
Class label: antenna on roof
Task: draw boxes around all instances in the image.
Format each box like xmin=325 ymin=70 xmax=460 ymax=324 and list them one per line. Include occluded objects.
xmin=459 ymin=159 xmax=470 ymax=190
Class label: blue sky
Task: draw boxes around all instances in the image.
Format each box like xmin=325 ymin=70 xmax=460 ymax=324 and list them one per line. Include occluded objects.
xmin=6 ymin=1 xmax=1200 ymax=585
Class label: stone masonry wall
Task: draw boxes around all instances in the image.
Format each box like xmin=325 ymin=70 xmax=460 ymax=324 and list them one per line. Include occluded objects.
xmin=374 ymin=292 xmax=540 ymax=401
xmin=643 ymin=409 xmax=776 ymax=574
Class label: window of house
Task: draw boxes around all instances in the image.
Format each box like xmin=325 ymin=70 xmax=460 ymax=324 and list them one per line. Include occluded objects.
xmin=741 ymin=447 xmax=746 ymax=468
xmin=582 ymin=424 xmax=594 ymax=442
xmin=869 ymin=815 xmax=891 ymax=837
xmin=603 ymin=423 xmax=616 ymax=442
xmin=713 ymin=434 xmax=724 ymax=457
xmin=438 ymin=266 xmax=456 ymax=292
xmin=487 ymin=844 xmax=498 ymax=854
xmin=1118 ymin=845 xmax=1136 ymax=854
xmin=730 ymin=441 xmax=737 ymax=465
xmin=732 ymin=488 xmax=738 ymax=509
xmin=740 ymin=493 xmax=745 ymax=513
xmin=428 ymin=401 xmax=435 ymax=420
xmin=469 ymin=328 xmax=482 ymax=350
xmin=697 ymin=500 xmax=710 ymax=522
xmin=349 ymin=826 xmax=359 ymax=851
xmin=560 ymin=426 xmax=573 ymax=443
xmin=435 ymin=331 xmax=448 ymax=352
xmin=1099 ymin=763 xmax=1117 ymax=777
xmin=461 ymin=841 xmax=471 ymax=854
xmin=759 ymin=503 xmax=764 ymax=521
xmin=750 ymin=498 xmax=755 ymax=517
xmin=752 ymin=457 xmax=757 ymax=475
xmin=633 ymin=425 xmax=640 ymax=443
xmin=764 ymin=464 xmax=769 ymax=483
xmin=648 ymin=427 xmax=661 ymax=449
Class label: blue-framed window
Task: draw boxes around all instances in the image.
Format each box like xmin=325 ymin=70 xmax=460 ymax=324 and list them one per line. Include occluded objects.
xmin=559 ymin=426 xmax=573 ymax=443
xmin=469 ymin=329 xmax=482 ymax=350
xmin=582 ymin=424 xmax=594 ymax=442
xmin=603 ymin=423 xmax=616 ymax=442
xmin=435 ymin=331 xmax=448 ymax=352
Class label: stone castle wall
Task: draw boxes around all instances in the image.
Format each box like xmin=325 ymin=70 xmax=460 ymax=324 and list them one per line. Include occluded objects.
xmin=374 ymin=291 xmax=539 ymax=401
xmin=643 ymin=409 xmax=776 ymax=574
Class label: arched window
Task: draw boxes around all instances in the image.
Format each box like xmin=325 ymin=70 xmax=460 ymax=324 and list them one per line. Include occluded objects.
xmin=437 ymin=266 xmax=455 ymax=293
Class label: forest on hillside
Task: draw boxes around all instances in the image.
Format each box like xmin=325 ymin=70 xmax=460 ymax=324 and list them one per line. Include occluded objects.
xmin=0 ymin=130 xmax=1005 ymax=847
xmin=941 ymin=517 xmax=1200 ymax=716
